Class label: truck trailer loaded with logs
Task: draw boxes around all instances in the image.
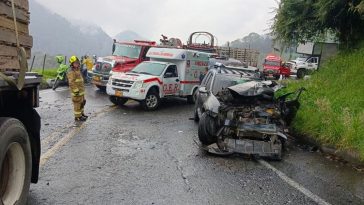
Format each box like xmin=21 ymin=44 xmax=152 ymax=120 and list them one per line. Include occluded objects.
xmin=0 ymin=0 xmax=42 ymax=204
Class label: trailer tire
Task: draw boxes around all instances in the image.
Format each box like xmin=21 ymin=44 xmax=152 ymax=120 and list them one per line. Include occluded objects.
xmin=0 ymin=118 xmax=32 ymax=205
xmin=109 ymin=96 xmax=128 ymax=106
xmin=198 ymin=113 xmax=217 ymax=145
xmin=141 ymin=89 xmax=160 ymax=111
xmin=297 ymin=68 xmax=306 ymax=79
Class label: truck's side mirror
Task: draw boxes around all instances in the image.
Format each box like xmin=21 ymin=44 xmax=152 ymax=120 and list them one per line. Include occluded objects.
xmin=164 ymin=72 xmax=174 ymax=78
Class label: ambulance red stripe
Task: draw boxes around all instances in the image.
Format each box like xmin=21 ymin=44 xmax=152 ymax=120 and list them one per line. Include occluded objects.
xmin=143 ymin=78 xmax=163 ymax=85
xmin=180 ymin=81 xmax=200 ymax=84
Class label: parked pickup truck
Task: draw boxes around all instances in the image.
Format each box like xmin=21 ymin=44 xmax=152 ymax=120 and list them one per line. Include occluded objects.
xmin=290 ymin=56 xmax=319 ymax=79
xmin=89 ymin=40 xmax=156 ymax=90
xmin=106 ymin=47 xmax=210 ymax=110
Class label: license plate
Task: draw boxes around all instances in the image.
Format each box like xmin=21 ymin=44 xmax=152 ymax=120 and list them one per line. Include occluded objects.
xmin=93 ymin=76 xmax=100 ymax=81
xmin=115 ymin=90 xmax=123 ymax=97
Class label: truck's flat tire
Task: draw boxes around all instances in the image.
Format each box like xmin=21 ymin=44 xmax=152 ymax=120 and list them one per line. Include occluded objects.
xmin=141 ymin=90 xmax=160 ymax=111
xmin=0 ymin=118 xmax=32 ymax=205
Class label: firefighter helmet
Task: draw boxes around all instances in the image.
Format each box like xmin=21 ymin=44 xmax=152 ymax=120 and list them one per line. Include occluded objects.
xmin=69 ymin=55 xmax=79 ymax=64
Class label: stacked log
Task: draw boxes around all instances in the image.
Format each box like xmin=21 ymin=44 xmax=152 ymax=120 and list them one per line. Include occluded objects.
xmin=0 ymin=0 xmax=32 ymax=71
xmin=216 ymin=46 xmax=260 ymax=67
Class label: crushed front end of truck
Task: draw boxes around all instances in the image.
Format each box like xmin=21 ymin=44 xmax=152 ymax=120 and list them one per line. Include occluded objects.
xmin=198 ymin=81 xmax=304 ymax=160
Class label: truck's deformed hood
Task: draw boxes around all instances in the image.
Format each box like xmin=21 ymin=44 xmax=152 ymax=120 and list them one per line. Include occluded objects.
xmin=217 ymin=80 xmax=282 ymax=104
xmin=227 ymin=81 xmax=275 ymax=97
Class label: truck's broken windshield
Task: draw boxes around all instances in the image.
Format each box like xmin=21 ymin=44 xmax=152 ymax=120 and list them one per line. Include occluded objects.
xmin=113 ymin=44 xmax=142 ymax=59
xmin=212 ymin=75 xmax=250 ymax=95
xmin=264 ymin=61 xmax=280 ymax=67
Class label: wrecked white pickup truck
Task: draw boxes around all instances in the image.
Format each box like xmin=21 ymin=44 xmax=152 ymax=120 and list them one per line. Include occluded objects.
xmin=197 ymin=80 xmax=304 ymax=160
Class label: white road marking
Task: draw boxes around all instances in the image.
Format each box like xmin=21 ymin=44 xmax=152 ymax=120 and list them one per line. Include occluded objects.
xmin=40 ymin=105 xmax=117 ymax=167
xmin=258 ymin=160 xmax=332 ymax=205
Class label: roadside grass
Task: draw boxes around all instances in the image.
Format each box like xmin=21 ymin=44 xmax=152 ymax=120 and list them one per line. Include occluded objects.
xmin=33 ymin=68 xmax=58 ymax=88
xmin=279 ymin=47 xmax=364 ymax=160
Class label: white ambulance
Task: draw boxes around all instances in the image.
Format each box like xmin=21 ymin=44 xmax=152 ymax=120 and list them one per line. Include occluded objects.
xmin=106 ymin=47 xmax=210 ymax=110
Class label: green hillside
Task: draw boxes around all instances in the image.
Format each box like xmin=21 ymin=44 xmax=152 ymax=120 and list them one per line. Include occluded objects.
xmin=282 ymin=47 xmax=364 ymax=159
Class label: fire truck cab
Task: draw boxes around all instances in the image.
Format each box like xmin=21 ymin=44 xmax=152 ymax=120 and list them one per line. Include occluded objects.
xmin=262 ymin=54 xmax=290 ymax=80
xmin=89 ymin=40 xmax=156 ymax=90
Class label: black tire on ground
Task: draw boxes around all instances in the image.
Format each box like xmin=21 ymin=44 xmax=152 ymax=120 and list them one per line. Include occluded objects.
xmin=187 ymin=88 xmax=198 ymax=104
xmin=52 ymin=78 xmax=59 ymax=90
xmin=0 ymin=118 xmax=32 ymax=205
xmin=96 ymin=85 xmax=106 ymax=91
xmin=141 ymin=89 xmax=160 ymax=111
xmin=194 ymin=108 xmax=199 ymax=122
xmin=198 ymin=113 xmax=218 ymax=145
xmin=109 ymin=96 xmax=128 ymax=106
xmin=297 ymin=69 xmax=306 ymax=79
xmin=275 ymin=75 xmax=280 ymax=80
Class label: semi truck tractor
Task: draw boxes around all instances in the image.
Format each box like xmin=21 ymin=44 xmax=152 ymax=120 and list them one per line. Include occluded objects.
xmin=0 ymin=0 xmax=41 ymax=204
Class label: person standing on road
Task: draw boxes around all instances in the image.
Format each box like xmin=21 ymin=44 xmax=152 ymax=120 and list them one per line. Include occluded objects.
xmin=67 ymin=56 xmax=88 ymax=122
xmin=82 ymin=55 xmax=94 ymax=83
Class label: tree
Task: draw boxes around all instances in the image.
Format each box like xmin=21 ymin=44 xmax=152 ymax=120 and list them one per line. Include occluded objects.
xmin=272 ymin=0 xmax=364 ymax=48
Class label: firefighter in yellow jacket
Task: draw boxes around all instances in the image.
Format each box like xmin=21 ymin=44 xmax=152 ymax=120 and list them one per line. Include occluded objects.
xmin=68 ymin=56 xmax=88 ymax=121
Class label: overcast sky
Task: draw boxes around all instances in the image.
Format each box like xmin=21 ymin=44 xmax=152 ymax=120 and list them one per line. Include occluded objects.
xmin=34 ymin=0 xmax=277 ymax=44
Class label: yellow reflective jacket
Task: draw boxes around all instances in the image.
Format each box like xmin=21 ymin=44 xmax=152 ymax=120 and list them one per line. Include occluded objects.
xmin=83 ymin=58 xmax=94 ymax=71
xmin=67 ymin=69 xmax=85 ymax=96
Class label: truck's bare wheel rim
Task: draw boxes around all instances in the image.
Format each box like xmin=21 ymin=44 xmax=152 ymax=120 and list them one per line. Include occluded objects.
xmin=0 ymin=143 xmax=26 ymax=205
xmin=146 ymin=95 xmax=157 ymax=108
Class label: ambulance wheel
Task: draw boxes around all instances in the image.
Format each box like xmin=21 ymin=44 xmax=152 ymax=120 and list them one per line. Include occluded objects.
xmin=109 ymin=96 xmax=128 ymax=106
xmin=187 ymin=88 xmax=198 ymax=104
xmin=142 ymin=90 xmax=160 ymax=111
xmin=0 ymin=118 xmax=32 ymax=205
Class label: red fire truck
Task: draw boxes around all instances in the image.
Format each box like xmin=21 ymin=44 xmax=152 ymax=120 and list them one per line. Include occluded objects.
xmin=89 ymin=40 xmax=157 ymax=90
xmin=262 ymin=54 xmax=290 ymax=80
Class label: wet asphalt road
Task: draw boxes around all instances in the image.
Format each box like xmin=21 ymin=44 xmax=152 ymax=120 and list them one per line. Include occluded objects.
xmin=28 ymin=86 xmax=364 ymax=205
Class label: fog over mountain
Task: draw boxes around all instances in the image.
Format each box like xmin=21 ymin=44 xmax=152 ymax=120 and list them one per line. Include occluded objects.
xmin=29 ymin=0 xmax=113 ymax=57
xmin=114 ymin=30 xmax=147 ymax=42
